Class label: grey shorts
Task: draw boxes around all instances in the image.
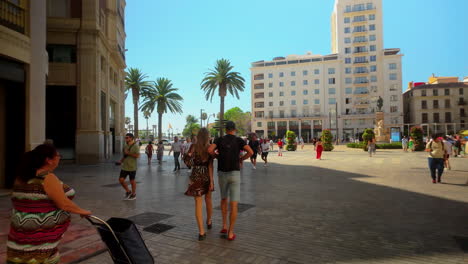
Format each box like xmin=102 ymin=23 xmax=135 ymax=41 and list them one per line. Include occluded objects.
xmin=218 ymin=170 xmax=241 ymax=202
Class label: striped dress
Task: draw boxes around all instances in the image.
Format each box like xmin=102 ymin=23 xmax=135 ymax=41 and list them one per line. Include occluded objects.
xmin=7 ymin=171 xmax=75 ymax=264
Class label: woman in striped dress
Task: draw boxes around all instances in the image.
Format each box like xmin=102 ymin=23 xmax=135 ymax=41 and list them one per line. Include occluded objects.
xmin=7 ymin=144 xmax=91 ymax=264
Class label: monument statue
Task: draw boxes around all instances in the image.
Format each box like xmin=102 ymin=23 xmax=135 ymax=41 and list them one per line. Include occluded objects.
xmin=376 ymin=120 xmax=384 ymax=137
xmin=377 ymin=96 xmax=383 ymax=111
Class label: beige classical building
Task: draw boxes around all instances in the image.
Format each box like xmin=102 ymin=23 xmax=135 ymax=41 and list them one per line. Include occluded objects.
xmin=0 ymin=0 xmax=126 ymax=188
xmin=250 ymin=0 xmax=403 ymax=141
xmin=403 ymin=76 xmax=468 ymax=135
xmin=46 ymin=0 xmax=126 ymax=164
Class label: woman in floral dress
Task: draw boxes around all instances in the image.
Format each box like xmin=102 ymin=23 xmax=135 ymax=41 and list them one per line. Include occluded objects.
xmin=183 ymin=128 xmax=214 ymax=241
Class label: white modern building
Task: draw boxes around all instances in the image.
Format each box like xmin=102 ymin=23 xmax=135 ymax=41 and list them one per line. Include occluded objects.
xmin=250 ymin=0 xmax=403 ymax=141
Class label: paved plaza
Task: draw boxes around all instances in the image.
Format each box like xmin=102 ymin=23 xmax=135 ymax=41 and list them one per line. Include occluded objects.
xmin=2 ymin=145 xmax=468 ymax=263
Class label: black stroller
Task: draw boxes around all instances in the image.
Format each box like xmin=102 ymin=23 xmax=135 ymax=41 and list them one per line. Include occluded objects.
xmin=86 ymin=215 xmax=154 ymax=264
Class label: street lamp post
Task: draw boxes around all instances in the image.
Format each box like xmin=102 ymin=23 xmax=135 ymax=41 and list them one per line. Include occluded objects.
xmin=200 ymin=109 xmax=204 ymax=127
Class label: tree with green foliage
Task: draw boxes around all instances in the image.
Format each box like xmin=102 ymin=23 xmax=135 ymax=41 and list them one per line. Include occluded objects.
xmin=321 ymin=130 xmax=334 ymax=151
xmin=286 ymin=130 xmax=297 ymax=151
xmin=140 ymin=78 xmax=183 ymax=141
xmin=182 ymin=115 xmax=200 ymax=137
xmin=125 ymin=68 xmax=151 ymax=138
xmin=224 ymin=107 xmax=251 ymax=136
xmin=410 ymin=126 xmax=425 ymax=151
xmin=362 ymin=128 xmax=375 ymax=151
xmin=201 ymin=59 xmax=245 ymax=137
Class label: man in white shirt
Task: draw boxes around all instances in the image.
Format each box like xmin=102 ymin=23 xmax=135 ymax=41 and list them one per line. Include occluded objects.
xmin=168 ymin=136 xmax=182 ymax=171
xmin=261 ymin=140 xmax=270 ymax=167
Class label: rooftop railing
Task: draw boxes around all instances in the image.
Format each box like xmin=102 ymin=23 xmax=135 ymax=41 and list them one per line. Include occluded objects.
xmin=0 ymin=0 xmax=25 ymax=34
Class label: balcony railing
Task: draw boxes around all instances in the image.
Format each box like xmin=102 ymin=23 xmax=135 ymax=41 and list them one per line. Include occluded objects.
xmin=458 ymin=100 xmax=466 ymax=106
xmin=354 ymin=70 xmax=369 ymax=74
xmin=354 ymin=60 xmax=369 ymax=64
xmin=0 ymin=0 xmax=25 ymax=34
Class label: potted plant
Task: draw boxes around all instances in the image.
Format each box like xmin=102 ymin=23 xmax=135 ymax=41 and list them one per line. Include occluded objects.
xmin=410 ymin=126 xmax=425 ymax=151
xmin=362 ymin=128 xmax=375 ymax=151
xmin=286 ymin=130 xmax=297 ymax=151
xmin=321 ymin=129 xmax=334 ymax=151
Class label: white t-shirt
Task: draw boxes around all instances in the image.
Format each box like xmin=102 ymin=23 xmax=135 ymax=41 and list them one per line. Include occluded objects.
xmin=443 ymin=140 xmax=452 ymax=155
xmin=261 ymin=142 xmax=270 ymax=152
xmin=171 ymin=141 xmax=182 ymax=152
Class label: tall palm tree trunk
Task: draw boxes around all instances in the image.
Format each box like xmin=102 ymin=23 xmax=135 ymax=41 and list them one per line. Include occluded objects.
xmin=219 ymin=95 xmax=225 ymax=137
xmin=133 ymin=99 xmax=139 ymax=138
xmin=146 ymin=118 xmax=149 ymax=139
xmin=158 ymin=112 xmax=163 ymax=141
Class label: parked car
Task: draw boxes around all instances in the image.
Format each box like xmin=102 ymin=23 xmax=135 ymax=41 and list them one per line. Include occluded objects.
xmin=161 ymin=139 xmax=171 ymax=146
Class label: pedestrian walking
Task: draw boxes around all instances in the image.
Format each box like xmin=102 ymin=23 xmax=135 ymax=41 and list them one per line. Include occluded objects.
xmin=145 ymin=141 xmax=154 ymax=165
xmin=168 ymin=136 xmax=182 ymax=171
xmin=368 ymin=138 xmax=376 ymax=157
xmin=425 ymin=135 xmax=445 ymax=183
xmin=248 ymin=134 xmax=260 ymax=169
xmin=261 ymin=139 xmax=270 ymax=166
xmin=401 ymin=136 xmax=408 ymax=152
xmin=312 ymin=137 xmax=317 ymax=151
xmin=7 ymin=144 xmax=92 ymax=264
xmin=208 ymin=121 xmax=253 ymax=241
xmin=299 ymin=136 xmax=305 ymax=150
xmin=442 ymin=136 xmax=453 ymax=170
xmin=183 ymin=128 xmax=214 ymax=241
xmin=117 ymin=133 xmax=140 ymax=200
xmin=156 ymin=140 xmax=164 ymax=164
xmin=277 ymin=139 xmax=284 ymax=156
xmin=269 ymin=138 xmax=274 ymax=151
xmin=316 ymin=139 xmax=323 ymax=160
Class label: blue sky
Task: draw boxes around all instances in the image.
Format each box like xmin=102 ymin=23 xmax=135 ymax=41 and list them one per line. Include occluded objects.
xmin=124 ymin=0 xmax=467 ymax=135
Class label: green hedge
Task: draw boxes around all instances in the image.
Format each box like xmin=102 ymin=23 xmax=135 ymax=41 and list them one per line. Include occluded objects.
xmin=347 ymin=142 xmax=402 ymax=149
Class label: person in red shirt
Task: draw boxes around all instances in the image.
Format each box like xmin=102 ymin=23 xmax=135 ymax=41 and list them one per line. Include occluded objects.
xmin=277 ymin=139 xmax=283 ymax=156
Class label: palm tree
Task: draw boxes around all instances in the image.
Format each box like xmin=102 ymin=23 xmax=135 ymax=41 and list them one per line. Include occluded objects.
xmin=201 ymin=59 xmax=245 ymax=136
xmin=125 ymin=68 xmax=151 ymax=138
xmin=140 ymin=77 xmax=183 ymax=141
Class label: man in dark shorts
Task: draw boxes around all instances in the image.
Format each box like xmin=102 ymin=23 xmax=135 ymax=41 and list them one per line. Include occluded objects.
xmin=208 ymin=121 xmax=253 ymax=241
xmin=118 ymin=133 xmax=140 ymax=200
xmin=248 ymin=134 xmax=260 ymax=169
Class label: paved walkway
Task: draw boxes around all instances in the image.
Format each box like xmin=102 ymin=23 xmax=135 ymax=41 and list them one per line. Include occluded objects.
xmin=2 ymin=145 xmax=468 ymax=263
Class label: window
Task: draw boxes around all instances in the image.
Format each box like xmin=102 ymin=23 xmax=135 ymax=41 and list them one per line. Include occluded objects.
xmin=421 ymin=100 xmax=427 ymax=109
xmin=390 ymin=106 xmax=398 ymax=113
xmin=46 ymin=45 xmax=77 ymax=63
xmin=279 ymin=82 xmax=284 ymax=87
xmin=47 ymin=0 xmax=71 ymax=17
xmin=291 ymin=81 xmax=296 ymax=86
xmin=291 ymin=90 xmax=296 ymax=96
xmin=353 ymin=15 xmax=366 ymax=22
xmin=279 ymin=72 xmax=284 ymax=77
xmin=354 ymin=25 xmax=366 ymax=33
xmin=329 ymin=98 xmax=336 ymax=104
xmin=291 ymin=71 xmax=296 ymax=76
xmin=314 ymin=79 xmax=320 ymax=84
xmin=345 ymin=37 xmax=351 ymax=44
xmin=314 ymin=89 xmax=320 ymax=94
xmin=303 ymin=100 xmax=308 ymax=105
xmin=291 ymin=110 xmax=297 ymax=117
xmin=369 ymin=35 xmax=376 ymax=41
xmin=461 ymin=108 xmax=465 ymax=116
xmin=445 ymin=99 xmax=450 ymax=108
xmin=268 ymin=102 xmax=273 ymax=107
xmin=268 ymin=111 xmax=273 ymax=118
xmin=370 ymin=45 xmax=376 ymax=52
xmin=314 ymin=99 xmax=320 ymax=104
xmin=345 ymin=5 xmax=351 ymax=12
xmin=444 ymin=89 xmax=450 ymax=95
xmin=279 ymin=110 xmax=285 ymax=117
xmin=328 ymin=78 xmax=335 ymax=84
xmin=345 ymin=48 xmax=351 ymax=54
xmin=345 ymin=67 xmax=351 ymax=74
xmin=422 ymin=113 xmax=428 ymax=123
xmin=254 ymin=111 xmax=264 ymax=118
xmin=345 ymin=58 xmax=351 ymax=64
xmin=369 ymin=14 xmax=375 ymax=20
xmin=369 ymin=24 xmax=376 ymax=31
xmin=303 ymin=80 xmax=308 ymax=85
xmin=460 ymin=88 xmax=464 ymax=95
xmin=433 ymin=113 xmax=440 ymax=123
xmin=345 ymin=77 xmax=352 ymax=84
xmin=255 ymin=102 xmax=264 ymax=108
xmin=344 ymin=17 xmax=350 ymax=23
xmin=268 ymin=92 xmax=273 ymax=97
xmin=445 ymin=112 xmax=452 ymax=123
xmin=371 ymin=76 xmax=377 ymax=82
xmin=268 ymin=73 xmax=273 ymax=78
xmin=279 ymin=91 xmax=284 ymax=96
xmin=370 ymin=55 xmax=376 ymax=62
xmin=257 ymin=122 xmax=262 ymax=127
xmin=314 ymin=69 xmax=320 ymax=74
xmin=433 ymin=100 xmax=439 ymax=109
xmin=345 ymin=98 xmax=351 ymax=104
xmin=328 ymin=88 xmax=336 ymax=94
xmin=345 ymin=27 xmax=350 ymax=33
xmin=421 ymin=90 xmax=427 ymax=96
xmin=355 ymin=56 xmax=367 ymax=63
xmin=303 ymin=70 xmax=308 ymax=76
xmin=370 ymin=65 xmax=377 ymax=72
xmin=433 ymin=89 xmax=438 ymax=96
xmin=303 ymin=89 xmax=308 ymax=95
xmin=389 ymin=63 xmax=397 ymax=70
xmin=279 ymin=101 xmax=284 ymax=106
xmin=291 ymin=100 xmax=296 ymax=105
xmin=389 ymin=73 xmax=397 ymax=80
xmin=328 ymin=68 xmax=335 ymax=74
xmin=345 ymin=87 xmax=352 ymax=94
xmin=390 ymin=95 xmax=398 ymax=102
